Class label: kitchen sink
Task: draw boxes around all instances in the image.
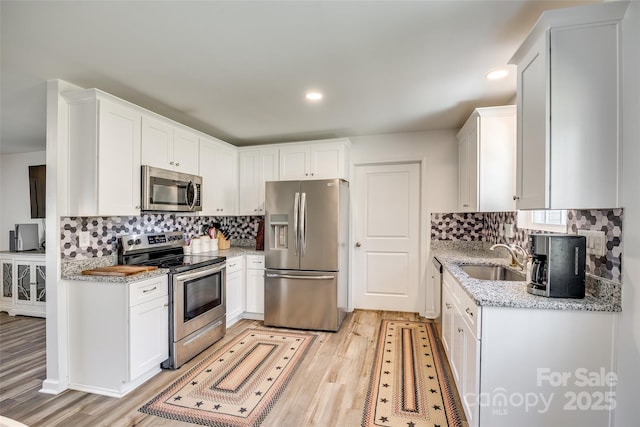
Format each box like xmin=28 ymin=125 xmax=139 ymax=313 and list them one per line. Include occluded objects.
xmin=460 ymin=264 xmax=525 ymax=281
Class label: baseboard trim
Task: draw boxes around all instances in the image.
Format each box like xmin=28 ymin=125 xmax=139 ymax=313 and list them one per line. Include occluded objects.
xmin=39 ymin=378 xmax=68 ymax=395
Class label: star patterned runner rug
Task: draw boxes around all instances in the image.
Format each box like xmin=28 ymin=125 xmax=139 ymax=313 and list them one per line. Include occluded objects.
xmin=362 ymin=320 xmax=464 ymax=427
xmin=140 ymin=328 xmax=316 ymax=427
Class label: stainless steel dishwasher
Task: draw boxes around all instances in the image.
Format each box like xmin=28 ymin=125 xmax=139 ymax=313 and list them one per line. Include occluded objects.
xmin=432 ymin=256 xmax=443 ymax=325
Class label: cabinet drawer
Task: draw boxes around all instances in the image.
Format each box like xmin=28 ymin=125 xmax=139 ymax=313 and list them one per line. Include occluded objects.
xmin=226 ymin=256 xmax=244 ymax=274
xmin=245 ymin=255 xmax=265 ymax=270
xmin=129 ymin=276 xmax=168 ymax=307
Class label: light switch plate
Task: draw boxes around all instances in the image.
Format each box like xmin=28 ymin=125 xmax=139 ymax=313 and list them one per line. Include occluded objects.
xmin=577 ymin=230 xmax=606 ymax=257
xmin=78 ymin=231 xmax=91 ymax=248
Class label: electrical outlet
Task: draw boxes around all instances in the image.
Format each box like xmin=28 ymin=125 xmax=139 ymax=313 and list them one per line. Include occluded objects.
xmin=577 ymin=230 xmax=606 ymax=257
xmin=78 ymin=231 xmax=91 ymax=248
xmin=504 ymin=222 xmax=515 ymax=239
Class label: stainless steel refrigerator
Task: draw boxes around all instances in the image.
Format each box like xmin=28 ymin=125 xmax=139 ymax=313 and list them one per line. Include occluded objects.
xmin=264 ymin=179 xmax=349 ymax=331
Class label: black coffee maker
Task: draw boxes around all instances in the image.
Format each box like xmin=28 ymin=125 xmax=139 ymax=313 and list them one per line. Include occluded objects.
xmin=527 ymin=234 xmax=587 ymax=298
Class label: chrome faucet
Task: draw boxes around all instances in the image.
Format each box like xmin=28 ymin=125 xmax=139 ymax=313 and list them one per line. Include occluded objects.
xmin=490 ymin=243 xmax=528 ymax=269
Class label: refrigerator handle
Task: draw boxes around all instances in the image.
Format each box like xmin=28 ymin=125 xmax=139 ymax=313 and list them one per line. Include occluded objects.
xmin=300 ymin=192 xmax=307 ymax=255
xmin=293 ymin=192 xmax=300 ymax=254
xmin=266 ymin=273 xmax=335 ymax=280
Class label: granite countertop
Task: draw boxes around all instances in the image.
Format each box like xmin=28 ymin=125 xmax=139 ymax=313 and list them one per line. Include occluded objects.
xmin=63 ymin=268 xmax=171 ymax=284
xmin=432 ymin=247 xmax=620 ymax=312
xmin=62 ymin=247 xmax=265 ymax=283
xmin=199 ymin=247 xmax=265 ymax=258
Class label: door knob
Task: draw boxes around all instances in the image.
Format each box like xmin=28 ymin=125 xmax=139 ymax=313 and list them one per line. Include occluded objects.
xmin=355 ymin=242 xmax=362 ymax=247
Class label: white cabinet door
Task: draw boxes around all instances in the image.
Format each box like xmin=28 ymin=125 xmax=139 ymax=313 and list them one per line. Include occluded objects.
xmin=279 ymin=146 xmax=310 ymax=180
xmin=239 ymin=149 xmax=279 ymax=215
xmin=279 ymin=142 xmax=347 ymax=181
xmin=245 ymin=269 xmax=264 ymax=314
xmin=97 ymin=99 xmax=142 ymax=216
xmin=310 ymin=143 xmax=345 ymax=179
xmin=173 ymin=128 xmax=200 ymax=174
xmin=461 ymin=324 xmax=480 ymax=427
xmin=129 ymin=296 xmax=168 ymax=381
xmin=245 ymin=255 xmax=265 ymax=314
xmin=141 ymin=116 xmax=173 ymax=171
xmin=199 ymin=137 xmax=238 ymax=215
xmin=515 ymin=34 xmax=548 ymax=210
xmin=511 ymin=3 xmax=624 ymax=209
xmin=142 ymin=117 xmax=200 ymax=175
xmin=457 ymin=126 xmax=475 ymax=212
xmin=441 ymin=286 xmax=455 ymax=357
xmin=67 ymin=91 xmax=142 ymax=216
xmin=225 ymin=257 xmax=244 ymax=325
xmin=457 ymin=106 xmax=515 ymax=212
xmin=0 ymin=259 xmax=13 ymax=310
xmin=13 ymin=260 xmax=46 ymax=316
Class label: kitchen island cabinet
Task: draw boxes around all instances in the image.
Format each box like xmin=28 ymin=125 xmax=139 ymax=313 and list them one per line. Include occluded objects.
xmin=67 ymin=275 xmax=168 ymax=397
xmin=65 ymin=89 xmax=142 ymax=216
xmin=510 ymin=2 xmax=627 ymax=209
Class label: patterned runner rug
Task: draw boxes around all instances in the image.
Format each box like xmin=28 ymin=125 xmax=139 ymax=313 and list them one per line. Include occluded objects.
xmin=140 ymin=328 xmax=316 ymax=427
xmin=362 ymin=320 xmax=464 ymax=427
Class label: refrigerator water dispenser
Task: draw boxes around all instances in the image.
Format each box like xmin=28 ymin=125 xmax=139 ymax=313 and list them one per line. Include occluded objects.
xmin=269 ymin=214 xmax=289 ymax=249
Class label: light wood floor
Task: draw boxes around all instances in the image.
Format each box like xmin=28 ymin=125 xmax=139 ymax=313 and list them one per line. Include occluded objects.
xmin=0 ymin=311 xmax=462 ymax=426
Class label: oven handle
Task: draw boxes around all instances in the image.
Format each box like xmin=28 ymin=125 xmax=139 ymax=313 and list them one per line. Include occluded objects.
xmin=174 ymin=262 xmax=225 ymax=282
xmin=266 ymin=273 xmax=335 ymax=280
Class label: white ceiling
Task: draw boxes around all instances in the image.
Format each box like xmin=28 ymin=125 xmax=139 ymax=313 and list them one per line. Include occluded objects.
xmin=0 ymin=0 xmax=598 ymax=154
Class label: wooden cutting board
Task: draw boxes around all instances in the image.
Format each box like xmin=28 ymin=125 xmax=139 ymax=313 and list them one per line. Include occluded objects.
xmin=81 ymin=265 xmax=159 ymax=277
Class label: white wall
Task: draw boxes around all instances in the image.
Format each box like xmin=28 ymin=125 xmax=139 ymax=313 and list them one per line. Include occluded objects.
xmin=0 ymin=151 xmax=47 ymax=250
xmin=350 ymin=129 xmax=459 ymax=214
xmin=615 ymin=1 xmax=640 ymax=425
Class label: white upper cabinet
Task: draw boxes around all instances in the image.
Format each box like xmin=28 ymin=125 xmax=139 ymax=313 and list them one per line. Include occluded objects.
xmin=279 ymin=139 xmax=350 ymax=181
xmin=239 ymin=148 xmax=279 ymax=215
xmin=457 ymin=106 xmax=516 ymax=212
xmin=65 ymin=89 xmax=142 ymax=216
xmin=199 ymin=136 xmax=238 ymax=215
xmin=141 ymin=116 xmax=199 ymax=175
xmin=510 ymin=1 xmax=628 ymax=209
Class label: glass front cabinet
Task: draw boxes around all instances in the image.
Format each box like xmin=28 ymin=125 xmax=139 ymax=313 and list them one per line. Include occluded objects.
xmin=0 ymin=255 xmax=46 ymax=318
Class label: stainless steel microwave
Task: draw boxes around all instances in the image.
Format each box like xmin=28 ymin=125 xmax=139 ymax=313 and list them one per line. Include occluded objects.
xmin=141 ymin=165 xmax=202 ymax=212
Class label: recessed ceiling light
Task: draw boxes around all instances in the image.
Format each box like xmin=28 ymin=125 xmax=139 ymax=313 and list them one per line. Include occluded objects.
xmin=305 ymin=91 xmax=323 ymax=101
xmin=486 ymin=68 xmax=509 ymax=80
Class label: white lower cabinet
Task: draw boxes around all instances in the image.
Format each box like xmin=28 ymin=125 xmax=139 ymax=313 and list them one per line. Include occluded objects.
xmin=244 ymin=255 xmax=265 ymax=316
xmin=442 ymin=270 xmax=617 ymax=427
xmin=68 ymin=275 xmax=168 ymax=397
xmin=225 ymin=256 xmax=245 ymax=326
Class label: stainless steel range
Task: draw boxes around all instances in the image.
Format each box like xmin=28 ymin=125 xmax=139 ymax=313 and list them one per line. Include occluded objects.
xmin=118 ymin=231 xmax=226 ymax=369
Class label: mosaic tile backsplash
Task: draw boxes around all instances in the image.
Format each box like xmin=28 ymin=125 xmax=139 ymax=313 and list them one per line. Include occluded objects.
xmin=431 ymin=209 xmax=623 ymax=283
xmin=60 ymin=215 xmax=263 ymax=260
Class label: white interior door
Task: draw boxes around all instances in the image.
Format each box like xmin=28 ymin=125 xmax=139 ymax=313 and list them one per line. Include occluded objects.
xmin=353 ymin=163 xmax=420 ymax=312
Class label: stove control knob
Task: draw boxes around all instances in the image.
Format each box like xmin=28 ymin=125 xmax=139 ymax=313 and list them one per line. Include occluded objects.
xmin=127 ymin=239 xmax=134 ymax=246
xmin=135 ymin=239 xmax=142 ymax=245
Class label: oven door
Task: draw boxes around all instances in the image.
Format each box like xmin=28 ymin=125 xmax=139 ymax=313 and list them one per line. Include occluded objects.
xmin=141 ymin=165 xmax=202 ymax=212
xmin=172 ymin=262 xmax=225 ymax=341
